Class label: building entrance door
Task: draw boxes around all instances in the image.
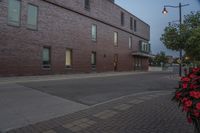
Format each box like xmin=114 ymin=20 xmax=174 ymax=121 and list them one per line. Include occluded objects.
xmin=113 ymin=54 xmax=118 ymax=71
xmin=134 ymin=57 xmax=142 ymax=71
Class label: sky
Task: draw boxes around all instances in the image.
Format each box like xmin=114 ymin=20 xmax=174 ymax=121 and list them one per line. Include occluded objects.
xmin=115 ymin=0 xmax=200 ymax=57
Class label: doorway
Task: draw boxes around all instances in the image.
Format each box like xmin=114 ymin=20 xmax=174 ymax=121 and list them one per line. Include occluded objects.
xmin=134 ymin=57 xmax=142 ymax=71
xmin=113 ymin=54 xmax=118 ymax=71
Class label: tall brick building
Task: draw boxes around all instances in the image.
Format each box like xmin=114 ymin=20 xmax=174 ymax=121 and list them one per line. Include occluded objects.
xmin=0 ymin=0 xmax=151 ymax=76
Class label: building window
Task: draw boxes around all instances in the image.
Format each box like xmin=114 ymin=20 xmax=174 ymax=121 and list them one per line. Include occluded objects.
xmin=84 ymin=0 xmax=90 ymax=10
xmin=8 ymin=0 xmax=21 ymax=26
xmin=114 ymin=32 xmax=118 ymax=46
xmin=130 ymin=17 xmax=133 ymax=30
xmin=42 ymin=47 xmax=51 ymax=68
xmin=27 ymin=4 xmax=38 ymax=30
xmin=65 ymin=49 xmax=72 ymax=68
xmin=121 ymin=12 xmax=124 ymax=26
xmin=129 ymin=37 xmax=132 ymax=49
xmin=91 ymin=52 xmax=96 ymax=68
xmin=134 ymin=19 xmax=137 ymax=32
xmin=91 ymin=24 xmax=97 ymax=41
xmin=139 ymin=41 xmax=150 ymax=53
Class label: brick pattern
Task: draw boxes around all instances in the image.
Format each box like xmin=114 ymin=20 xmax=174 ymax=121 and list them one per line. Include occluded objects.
xmin=113 ymin=104 xmax=132 ymax=111
xmin=42 ymin=130 xmax=57 ymax=133
xmin=62 ymin=118 xmax=96 ymax=132
xmin=5 ymin=91 xmax=194 ymax=133
xmin=93 ymin=110 xmax=118 ymax=119
xmin=0 ymin=0 xmax=150 ymax=76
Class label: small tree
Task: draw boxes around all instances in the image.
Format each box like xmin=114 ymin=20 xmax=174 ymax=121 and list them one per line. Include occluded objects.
xmin=154 ymin=51 xmax=168 ymax=66
xmin=160 ymin=11 xmax=200 ymax=61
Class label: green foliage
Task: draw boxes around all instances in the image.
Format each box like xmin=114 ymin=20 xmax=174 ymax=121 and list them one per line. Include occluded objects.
xmin=160 ymin=11 xmax=200 ymax=61
xmin=160 ymin=26 xmax=181 ymax=50
xmin=186 ymin=27 xmax=200 ymax=60
xmin=153 ymin=51 xmax=168 ymax=66
xmin=184 ymin=11 xmax=200 ymax=30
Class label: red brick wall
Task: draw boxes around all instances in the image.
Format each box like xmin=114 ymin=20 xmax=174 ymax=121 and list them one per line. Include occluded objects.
xmin=0 ymin=0 xmax=150 ymax=76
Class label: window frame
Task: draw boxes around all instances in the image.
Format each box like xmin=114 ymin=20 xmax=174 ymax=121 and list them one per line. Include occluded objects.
xmin=7 ymin=0 xmax=21 ymax=27
xmin=91 ymin=51 xmax=96 ymax=69
xmin=121 ymin=12 xmax=124 ymax=26
xmin=84 ymin=0 xmax=90 ymax=10
xmin=134 ymin=19 xmax=137 ymax=32
xmin=129 ymin=36 xmax=132 ymax=49
xmin=42 ymin=46 xmax=51 ymax=69
xmin=130 ymin=17 xmax=133 ymax=30
xmin=65 ymin=48 xmax=73 ymax=68
xmin=91 ymin=24 xmax=97 ymax=42
xmin=114 ymin=32 xmax=118 ymax=47
xmin=27 ymin=3 xmax=39 ymax=30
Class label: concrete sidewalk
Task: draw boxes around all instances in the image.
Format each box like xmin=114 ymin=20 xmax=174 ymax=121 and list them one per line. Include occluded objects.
xmin=5 ymin=91 xmax=194 ymax=133
xmin=0 ymin=83 xmax=88 ymax=132
xmin=0 ymin=71 xmax=153 ymax=84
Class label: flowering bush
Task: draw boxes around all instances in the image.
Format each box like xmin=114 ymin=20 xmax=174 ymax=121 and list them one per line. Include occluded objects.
xmin=173 ymin=68 xmax=200 ymax=131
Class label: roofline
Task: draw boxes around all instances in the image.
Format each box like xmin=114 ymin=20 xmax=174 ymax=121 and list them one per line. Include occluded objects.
xmin=111 ymin=1 xmax=150 ymax=28
xmin=132 ymin=51 xmax=154 ymax=58
xmin=41 ymin=0 xmax=150 ymax=41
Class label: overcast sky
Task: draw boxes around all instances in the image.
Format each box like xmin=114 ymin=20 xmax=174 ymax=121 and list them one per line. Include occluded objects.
xmin=115 ymin=0 xmax=200 ymax=57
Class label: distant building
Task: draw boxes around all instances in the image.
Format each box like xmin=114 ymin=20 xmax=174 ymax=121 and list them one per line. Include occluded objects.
xmin=0 ymin=0 xmax=151 ymax=76
xmin=166 ymin=56 xmax=174 ymax=64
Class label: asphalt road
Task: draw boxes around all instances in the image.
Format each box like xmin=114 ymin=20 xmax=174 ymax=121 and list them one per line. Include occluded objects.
xmin=20 ymin=72 xmax=178 ymax=106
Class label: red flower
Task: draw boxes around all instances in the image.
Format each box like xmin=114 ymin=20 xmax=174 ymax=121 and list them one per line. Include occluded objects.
xmin=187 ymin=116 xmax=192 ymax=124
xmin=182 ymin=83 xmax=188 ymax=89
xmin=181 ymin=77 xmax=190 ymax=82
xmin=183 ymin=106 xmax=189 ymax=112
xmin=189 ymin=74 xmax=197 ymax=79
xmin=185 ymin=100 xmax=192 ymax=107
xmin=175 ymin=92 xmax=181 ymax=99
xmin=190 ymin=84 xmax=200 ymax=89
xmin=182 ymin=98 xmax=189 ymax=103
xmin=190 ymin=91 xmax=200 ymax=99
xmin=193 ymin=77 xmax=200 ymax=82
xmin=190 ymin=91 xmax=196 ymax=97
xmin=196 ymin=103 xmax=200 ymax=110
xmin=192 ymin=68 xmax=200 ymax=73
xmin=193 ymin=110 xmax=200 ymax=118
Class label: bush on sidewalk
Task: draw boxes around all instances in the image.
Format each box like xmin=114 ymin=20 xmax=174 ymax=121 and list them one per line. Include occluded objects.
xmin=173 ymin=68 xmax=200 ymax=132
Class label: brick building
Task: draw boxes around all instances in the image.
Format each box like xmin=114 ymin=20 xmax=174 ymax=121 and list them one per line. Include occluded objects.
xmin=0 ymin=0 xmax=151 ymax=76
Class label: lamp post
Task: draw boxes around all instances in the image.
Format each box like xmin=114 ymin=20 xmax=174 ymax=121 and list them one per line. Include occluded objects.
xmin=162 ymin=3 xmax=189 ymax=76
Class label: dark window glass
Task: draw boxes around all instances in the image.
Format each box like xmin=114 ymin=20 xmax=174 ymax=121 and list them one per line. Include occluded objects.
xmin=42 ymin=47 xmax=51 ymax=68
xmin=134 ymin=19 xmax=137 ymax=32
xmin=85 ymin=0 xmax=90 ymax=10
xmin=8 ymin=0 xmax=21 ymax=26
xmin=91 ymin=52 xmax=96 ymax=68
xmin=130 ymin=17 xmax=133 ymax=30
xmin=121 ymin=12 xmax=124 ymax=26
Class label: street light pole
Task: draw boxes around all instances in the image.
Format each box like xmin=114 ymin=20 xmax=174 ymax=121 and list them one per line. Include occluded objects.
xmin=162 ymin=3 xmax=189 ymax=77
xmin=179 ymin=3 xmax=182 ymax=77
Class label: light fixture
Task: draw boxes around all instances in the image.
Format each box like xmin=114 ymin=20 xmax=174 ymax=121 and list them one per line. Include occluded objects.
xmin=162 ymin=7 xmax=168 ymax=14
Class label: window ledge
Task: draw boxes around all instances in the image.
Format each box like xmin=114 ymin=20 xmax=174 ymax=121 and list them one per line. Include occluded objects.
xmin=42 ymin=65 xmax=51 ymax=70
xmin=65 ymin=66 xmax=72 ymax=69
